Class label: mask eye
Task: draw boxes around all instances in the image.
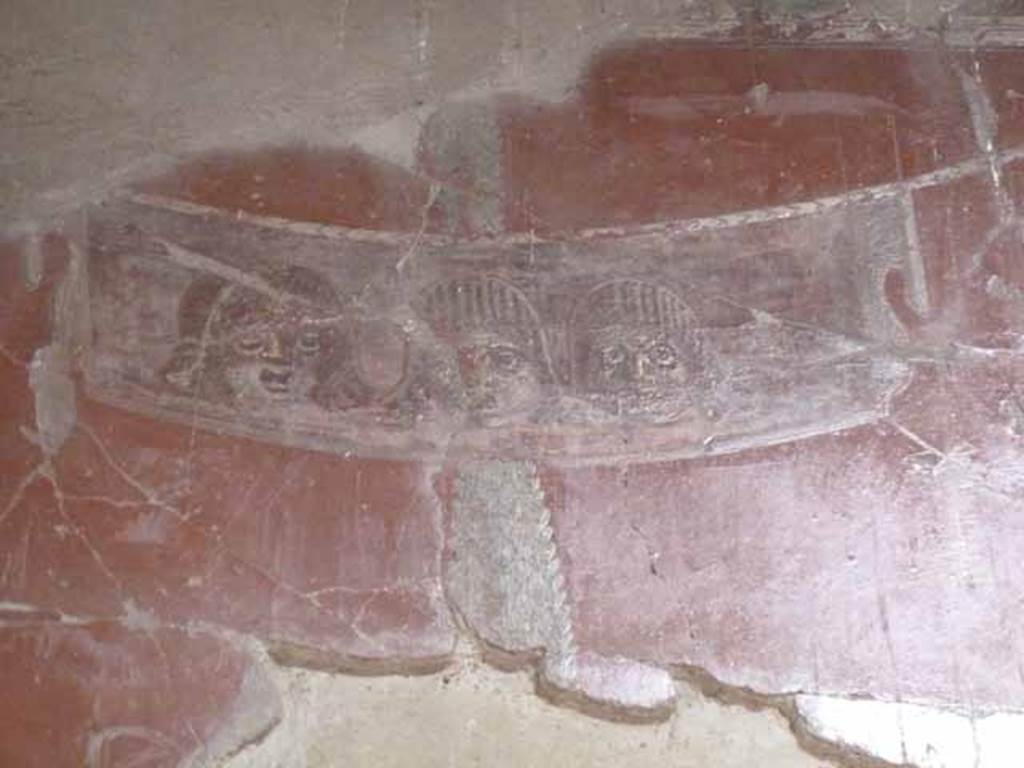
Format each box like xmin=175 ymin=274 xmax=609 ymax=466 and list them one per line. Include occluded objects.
xmin=236 ymin=333 xmax=265 ymax=356
xmin=489 ymin=345 xmax=523 ymax=373
xmin=296 ymin=328 xmax=322 ymax=355
xmin=601 ymin=345 xmax=626 ymax=369
xmin=652 ymin=342 xmax=678 ymax=368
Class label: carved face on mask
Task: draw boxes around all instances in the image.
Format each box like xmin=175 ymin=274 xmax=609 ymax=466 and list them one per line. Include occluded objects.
xmin=453 ymin=330 xmax=545 ymax=425
xmin=419 ymin=276 xmax=550 ymax=427
xmin=163 ymin=266 xmax=340 ymax=410
xmin=572 ymin=280 xmax=699 ymax=424
xmin=210 ymin=290 xmax=335 ymax=406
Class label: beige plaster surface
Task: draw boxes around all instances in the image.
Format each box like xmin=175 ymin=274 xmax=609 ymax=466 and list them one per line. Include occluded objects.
xmin=225 ymin=646 xmax=828 ymax=768
xmin=2 ymin=0 xmax=954 ymax=231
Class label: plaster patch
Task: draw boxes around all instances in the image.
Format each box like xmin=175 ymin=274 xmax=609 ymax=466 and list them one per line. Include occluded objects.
xmin=29 ymin=343 xmax=76 ymax=457
xmin=448 ymin=460 xmax=574 ymax=660
xmin=447 ymin=460 xmax=677 ymax=718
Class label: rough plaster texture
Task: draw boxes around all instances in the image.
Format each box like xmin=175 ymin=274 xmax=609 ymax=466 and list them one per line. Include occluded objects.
xmin=0 ymin=0 xmax=968 ymax=232
xmin=224 ymin=644 xmax=830 ymax=768
xmin=0 ymin=0 xmax=688 ymax=228
xmin=447 ymin=462 xmax=678 ymax=718
xmin=796 ymin=696 xmax=1024 ymax=768
xmin=6 ymin=2 xmax=1024 ymax=767
xmin=448 ymin=462 xmax=575 ymax=659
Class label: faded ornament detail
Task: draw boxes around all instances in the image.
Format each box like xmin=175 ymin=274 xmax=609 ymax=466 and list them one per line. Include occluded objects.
xmin=416 ymin=276 xmax=554 ymax=427
xmin=445 ymin=460 xmax=678 ymax=718
xmin=83 ymin=193 xmax=911 ymax=462
xmin=160 ymin=266 xmax=343 ymax=410
xmin=568 ymin=279 xmax=712 ymax=425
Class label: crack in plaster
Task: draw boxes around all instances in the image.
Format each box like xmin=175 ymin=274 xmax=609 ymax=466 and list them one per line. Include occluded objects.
xmin=10 ymin=26 xmax=1024 ymax=766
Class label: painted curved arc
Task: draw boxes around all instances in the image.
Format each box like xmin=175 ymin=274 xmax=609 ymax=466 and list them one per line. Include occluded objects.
xmin=416 ymin=272 xmax=558 ymax=384
xmin=126 ymin=144 xmax=1024 ymax=248
xmin=85 ymin=725 xmax=183 ymax=768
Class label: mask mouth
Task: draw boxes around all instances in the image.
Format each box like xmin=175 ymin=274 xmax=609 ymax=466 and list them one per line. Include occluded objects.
xmin=599 ymin=385 xmax=668 ymax=402
xmin=468 ymin=400 xmax=532 ymax=427
xmin=609 ymin=391 xmax=685 ymax=421
xmin=465 ymin=389 xmax=499 ymax=414
xmin=464 ymin=385 xmax=538 ymax=424
xmin=259 ymin=367 xmax=293 ymax=394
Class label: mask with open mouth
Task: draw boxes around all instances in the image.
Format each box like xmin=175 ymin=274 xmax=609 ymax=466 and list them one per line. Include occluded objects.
xmin=161 ymin=266 xmax=341 ymax=410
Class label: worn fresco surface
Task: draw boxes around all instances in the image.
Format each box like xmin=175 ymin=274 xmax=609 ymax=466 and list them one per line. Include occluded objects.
xmin=85 ymin=191 xmax=911 ymax=462
xmin=5 ymin=20 xmax=1024 ymax=766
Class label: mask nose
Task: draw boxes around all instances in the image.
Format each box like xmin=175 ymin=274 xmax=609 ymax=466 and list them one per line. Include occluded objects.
xmin=458 ymin=347 xmax=487 ymax=386
xmin=632 ymin=352 xmax=653 ymax=381
xmin=260 ymin=332 xmax=288 ymax=364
